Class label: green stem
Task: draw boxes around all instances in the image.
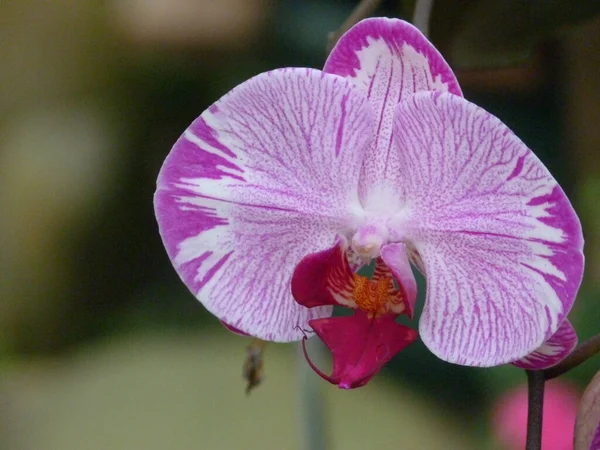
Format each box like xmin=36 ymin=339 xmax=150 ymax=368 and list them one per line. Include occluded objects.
xmin=525 ymin=370 xmax=545 ymax=450
xmin=545 ymin=333 xmax=600 ymax=380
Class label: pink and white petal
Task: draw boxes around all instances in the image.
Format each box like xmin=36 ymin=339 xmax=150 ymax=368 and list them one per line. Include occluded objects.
xmin=380 ymin=243 xmax=417 ymax=318
xmin=291 ymin=235 xmax=356 ymax=309
xmin=155 ymin=68 xmax=374 ymax=341
xmin=392 ymin=92 xmax=584 ymax=366
xmin=324 ymin=17 xmax=461 ymax=201
xmin=512 ymin=320 xmax=577 ymax=370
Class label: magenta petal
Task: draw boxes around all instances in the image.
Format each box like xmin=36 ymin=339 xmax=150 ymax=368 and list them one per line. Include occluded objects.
xmin=291 ymin=236 xmax=354 ymax=308
xmin=512 ymin=320 xmax=577 ymax=370
xmin=392 ymin=92 xmax=584 ymax=366
xmin=308 ymin=310 xmax=418 ymax=389
xmin=324 ymin=18 xmax=461 ymax=201
xmin=380 ymin=243 xmax=417 ymax=318
xmin=155 ymin=68 xmax=374 ymax=341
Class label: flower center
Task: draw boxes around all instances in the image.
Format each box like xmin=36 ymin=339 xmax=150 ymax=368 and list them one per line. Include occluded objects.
xmin=352 ymin=274 xmax=394 ymax=317
xmin=351 ymin=222 xmax=388 ymax=260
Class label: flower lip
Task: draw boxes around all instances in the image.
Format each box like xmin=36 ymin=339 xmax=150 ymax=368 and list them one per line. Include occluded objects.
xmin=292 ymin=238 xmax=417 ymax=388
xmin=291 ymin=235 xmax=356 ymax=309
xmin=301 ymin=311 xmax=417 ymax=389
xmin=291 ymin=236 xmax=415 ymax=317
xmin=352 ymin=273 xmax=399 ymax=317
xmin=379 ymin=243 xmax=417 ymax=319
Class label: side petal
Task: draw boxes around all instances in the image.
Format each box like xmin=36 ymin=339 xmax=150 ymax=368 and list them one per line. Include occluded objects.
xmin=324 ymin=17 xmax=461 ymax=199
xmin=380 ymin=243 xmax=417 ymax=318
xmin=392 ymin=92 xmax=584 ymax=366
xmin=291 ymin=236 xmax=355 ymax=309
xmin=512 ymin=320 xmax=577 ymax=370
xmin=155 ymin=68 xmax=374 ymax=341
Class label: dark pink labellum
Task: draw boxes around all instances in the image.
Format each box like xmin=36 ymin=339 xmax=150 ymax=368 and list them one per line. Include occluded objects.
xmin=291 ymin=236 xmax=354 ymax=308
xmin=303 ymin=309 xmax=418 ymax=389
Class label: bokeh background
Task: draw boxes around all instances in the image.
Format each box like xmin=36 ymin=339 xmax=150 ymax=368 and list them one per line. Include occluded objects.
xmin=1 ymin=1 xmax=599 ymax=449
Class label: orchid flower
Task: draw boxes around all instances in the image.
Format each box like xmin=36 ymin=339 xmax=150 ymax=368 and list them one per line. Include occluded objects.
xmin=154 ymin=18 xmax=584 ymax=389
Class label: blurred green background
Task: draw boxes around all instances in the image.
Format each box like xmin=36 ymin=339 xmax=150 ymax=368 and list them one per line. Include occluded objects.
xmin=1 ymin=1 xmax=599 ymax=449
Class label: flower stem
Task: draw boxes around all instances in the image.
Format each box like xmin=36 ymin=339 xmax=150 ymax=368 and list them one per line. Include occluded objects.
xmin=525 ymin=370 xmax=545 ymax=450
xmin=545 ymin=333 xmax=600 ymax=380
xmin=326 ymin=0 xmax=382 ymax=53
xmin=523 ymin=332 xmax=600 ymax=448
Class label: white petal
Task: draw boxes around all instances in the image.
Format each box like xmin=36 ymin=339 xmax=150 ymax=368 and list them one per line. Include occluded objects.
xmin=391 ymin=92 xmax=584 ymax=366
xmin=155 ymin=68 xmax=374 ymax=341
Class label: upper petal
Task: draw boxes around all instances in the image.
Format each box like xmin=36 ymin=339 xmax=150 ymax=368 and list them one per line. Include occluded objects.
xmin=512 ymin=319 xmax=577 ymax=370
xmin=392 ymin=92 xmax=584 ymax=366
xmin=324 ymin=17 xmax=461 ymax=200
xmin=155 ymin=68 xmax=374 ymax=341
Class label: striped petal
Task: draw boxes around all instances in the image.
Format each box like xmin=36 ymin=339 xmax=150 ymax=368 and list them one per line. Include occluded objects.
xmin=155 ymin=68 xmax=374 ymax=341
xmin=512 ymin=319 xmax=577 ymax=370
xmin=324 ymin=17 xmax=461 ymax=201
xmin=392 ymin=92 xmax=584 ymax=366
